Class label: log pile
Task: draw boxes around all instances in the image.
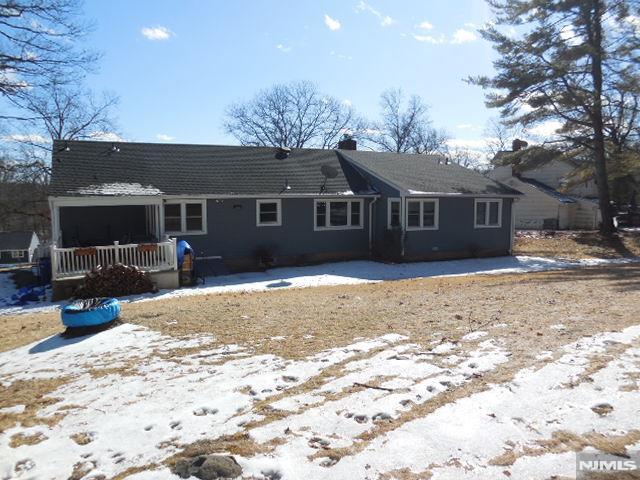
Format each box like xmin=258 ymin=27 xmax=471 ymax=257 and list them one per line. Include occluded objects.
xmin=76 ymin=263 xmax=155 ymax=298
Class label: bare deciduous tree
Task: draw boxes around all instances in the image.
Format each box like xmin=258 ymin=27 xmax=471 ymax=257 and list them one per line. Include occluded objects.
xmin=223 ymin=81 xmax=358 ymax=148
xmin=366 ymin=88 xmax=447 ymax=154
xmin=0 ymin=0 xmax=97 ymax=110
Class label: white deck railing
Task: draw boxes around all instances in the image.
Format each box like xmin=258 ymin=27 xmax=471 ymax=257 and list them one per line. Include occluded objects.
xmin=51 ymin=238 xmax=178 ymax=280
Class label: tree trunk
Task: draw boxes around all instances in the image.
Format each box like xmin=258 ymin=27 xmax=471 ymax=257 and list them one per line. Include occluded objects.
xmin=588 ymin=0 xmax=616 ymax=235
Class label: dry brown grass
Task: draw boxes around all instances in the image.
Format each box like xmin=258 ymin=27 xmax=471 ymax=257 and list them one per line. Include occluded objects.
xmin=378 ymin=467 xmax=433 ymax=479
xmin=0 ymin=377 xmax=70 ymax=432
xmin=514 ymin=230 xmax=640 ymax=259
xmin=70 ymin=432 xmax=94 ymax=445
xmin=490 ymin=430 xmax=640 ymax=467
xmin=9 ymin=431 xmax=47 ymax=447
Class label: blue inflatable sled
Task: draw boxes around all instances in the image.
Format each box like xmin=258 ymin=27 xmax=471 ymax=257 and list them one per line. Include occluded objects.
xmin=61 ymin=298 xmax=121 ymax=328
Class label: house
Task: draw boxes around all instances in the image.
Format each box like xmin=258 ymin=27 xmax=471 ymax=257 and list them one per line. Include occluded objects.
xmin=0 ymin=231 xmax=40 ymax=264
xmin=48 ymin=139 xmax=521 ymax=298
xmin=488 ymin=158 xmax=601 ymax=230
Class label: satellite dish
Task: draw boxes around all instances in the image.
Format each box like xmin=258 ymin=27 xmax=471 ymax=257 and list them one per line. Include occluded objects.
xmin=321 ymin=164 xmax=339 ymax=179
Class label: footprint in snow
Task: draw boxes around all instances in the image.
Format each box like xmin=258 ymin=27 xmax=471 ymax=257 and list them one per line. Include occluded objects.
xmin=308 ymin=436 xmax=330 ymax=449
xmin=282 ymin=375 xmax=298 ymax=382
xmin=372 ymin=412 xmax=392 ymax=422
xmin=144 ymin=425 xmax=154 ymax=431
xmin=169 ymin=421 xmax=182 ymax=430
xmin=193 ymin=407 xmax=218 ymax=416
xmin=354 ymin=414 xmax=369 ymax=424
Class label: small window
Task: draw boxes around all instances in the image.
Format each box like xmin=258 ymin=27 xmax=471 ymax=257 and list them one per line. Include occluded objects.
xmin=407 ymin=201 xmax=421 ymax=228
xmin=256 ymin=200 xmax=282 ymax=226
xmin=316 ymin=201 xmax=327 ymax=228
xmin=406 ymin=199 xmax=439 ymax=230
xmin=164 ymin=200 xmax=206 ymax=234
xmin=475 ymin=199 xmax=502 ymax=228
xmin=388 ymin=198 xmax=401 ymax=229
xmin=186 ymin=203 xmax=203 ymax=231
xmin=314 ymin=199 xmax=364 ymax=230
xmin=330 ymin=201 xmax=348 ymax=226
xmin=164 ymin=204 xmax=182 ymax=232
xmin=11 ymin=251 xmax=24 ymax=259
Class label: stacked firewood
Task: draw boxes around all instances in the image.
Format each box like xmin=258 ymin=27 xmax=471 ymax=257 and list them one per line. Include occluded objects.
xmin=76 ymin=263 xmax=155 ymax=298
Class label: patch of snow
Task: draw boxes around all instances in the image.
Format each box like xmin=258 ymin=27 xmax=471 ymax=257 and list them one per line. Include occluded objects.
xmin=0 ymin=326 xmax=406 ymax=480
xmin=550 ymin=323 xmax=566 ymax=330
xmin=2 ymin=255 xmax=637 ymax=317
xmin=71 ymin=182 xmax=163 ymax=196
xmin=0 ymin=404 xmax=25 ymax=414
xmin=240 ymin=325 xmax=640 ymax=479
xmin=461 ymin=330 xmax=488 ymax=341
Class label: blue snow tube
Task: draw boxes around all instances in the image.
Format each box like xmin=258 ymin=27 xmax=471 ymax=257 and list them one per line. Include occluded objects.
xmin=61 ymin=298 xmax=121 ymax=328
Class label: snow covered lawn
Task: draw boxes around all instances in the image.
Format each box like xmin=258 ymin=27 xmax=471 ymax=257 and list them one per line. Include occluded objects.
xmin=1 ymin=320 xmax=639 ymax=479
xmin=0 ymin=255 xmax=636 ymax=317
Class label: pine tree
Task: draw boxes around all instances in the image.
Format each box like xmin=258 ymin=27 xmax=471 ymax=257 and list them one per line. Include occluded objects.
xmin=471 ymin=0 xmax=640 ymax=234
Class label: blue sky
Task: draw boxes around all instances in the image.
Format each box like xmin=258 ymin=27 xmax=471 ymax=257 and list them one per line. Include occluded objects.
xmin=74 ymin=1 xmax=504 ymax=150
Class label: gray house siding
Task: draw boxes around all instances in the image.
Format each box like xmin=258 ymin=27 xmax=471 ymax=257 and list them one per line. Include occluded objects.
xmin=403 ymin=197 xmax=513 ymax=260
xmin=348 ymin=167 xmax=402 ymax=259
xmin=180 ymin=197 xmax=372 ymax=271
xmin=0 ymin=250 xmax=29 ymax=263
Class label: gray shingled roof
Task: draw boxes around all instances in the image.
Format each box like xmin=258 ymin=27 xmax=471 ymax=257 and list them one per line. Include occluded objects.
xmin=50 ymin=140 xmax=520 ymax=198
xmin=518 ymin=177 xmax=576 ymax=203
xmin=50 ymin=141 xmax=373 ymax=197
xmin=341 ymin=150 xmax=522 ymax=196
xmin=0 ymin=231 xmax=34 ymax=250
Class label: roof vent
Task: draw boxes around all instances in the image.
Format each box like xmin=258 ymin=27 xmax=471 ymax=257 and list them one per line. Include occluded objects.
xmin=275 ymin=146 xmax=291 ymax=159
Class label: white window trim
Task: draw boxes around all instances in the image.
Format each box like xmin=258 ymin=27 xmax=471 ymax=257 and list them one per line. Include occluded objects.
xmin=314 ymin=198 xmax=364 ymax=231
xmin=387 ymin=197 xmax=402 ymax=230
xmin=474 ymin=198 xmax=503 ymax=229
xmin=164 ymin=199 xmax=207 ymax=235
xmin=256 ymin=199 xmax=282 ymax=227
xmin=405 ymin=198 xmax=439 ymax=231
xmin=10 ymin=250 xmax=25 ymax=259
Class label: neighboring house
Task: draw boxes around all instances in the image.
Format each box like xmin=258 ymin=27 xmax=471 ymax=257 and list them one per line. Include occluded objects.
xmin=48 ymin=139 xmax=521 ymax=298
xmin=488 ymin=158 xmax=601 ymax=230
xmin=0 ymin=231 xmax=40 ymax=264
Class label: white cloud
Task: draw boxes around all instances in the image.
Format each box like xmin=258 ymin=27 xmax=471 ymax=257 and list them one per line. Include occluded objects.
xmin=446 ymin=138 xmax=489 ymax=150
xmin=529 ymin=120 xmax=563 ymax=138
xmin=417 ymin=20 xmax=434 ymax=30
xmin=276 ymin=43 xmax=292 ymax=53
xmin=141 ymin=26 xmax=173 ymax=41
xmin=355 ymin=1 xmax=395 ymax=27
xmin=380 ymin=15 xmax=395 ymax=27
xmin=89 ymin=131 xmax=126 ymax=142
xmin=156 ymin=134 xmax=174 ymax=142
xmin=330 ymin=50 xmax=353 ymax=60
xmin=456 ymin=123 xmax=481 ymax=131
xmin=2 ymin=133 xmax=49 ymax=144
xmin=324 ymin=14 xmax=341 ymax=31
xmin=412 ymin=33 xmax=445 ymax=44
xmin=451 ymin=28 xmax=478 ymax=44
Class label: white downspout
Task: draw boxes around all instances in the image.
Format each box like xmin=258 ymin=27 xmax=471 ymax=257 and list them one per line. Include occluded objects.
xmin=400 ymin=195 xmax=406 ymax=257
xmin=368 ymin=196 xmax=379 ymax=254
xmin=509 ymin=198 xmax=518 ymax=255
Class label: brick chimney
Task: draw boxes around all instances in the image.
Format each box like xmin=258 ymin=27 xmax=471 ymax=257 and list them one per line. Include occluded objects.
xmin=338 ymin=136 xmax=357 ymax=150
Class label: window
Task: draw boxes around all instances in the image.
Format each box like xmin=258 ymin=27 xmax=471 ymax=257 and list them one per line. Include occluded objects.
xmin=11 ymin=250 xmax=25 ymax=259
xmin=164 ymin=200 xmax=206 ymax=234
xmin=256 ymin=199 xmax=282 ymax=226
xmin=475 ymin=199 xmax=502 ymax=228
xmin=406 ymin=199 xmax=439 ymax=230
xmin=314 ymin=199 xmax=364 ymax=230
xmin=387 ymin=198 xmax=401 ymax=229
